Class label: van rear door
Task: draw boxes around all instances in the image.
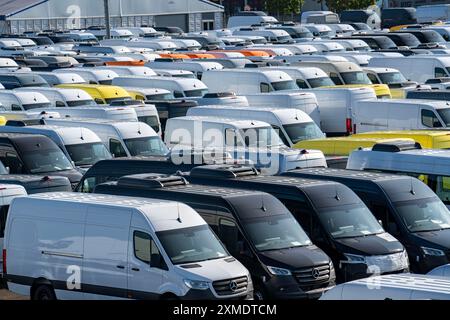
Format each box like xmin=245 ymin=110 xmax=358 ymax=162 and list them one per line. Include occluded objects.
xmin=83 ymin=206 xmax=131 ymax=299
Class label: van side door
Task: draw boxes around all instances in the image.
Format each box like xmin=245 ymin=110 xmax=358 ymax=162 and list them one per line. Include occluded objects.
xmin=128 ymin=228 xmax=165 ymax=299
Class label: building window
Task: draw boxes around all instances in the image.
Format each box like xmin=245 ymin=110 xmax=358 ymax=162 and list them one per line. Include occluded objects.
xmin=203 ymin=20 xmax=214 ymax=30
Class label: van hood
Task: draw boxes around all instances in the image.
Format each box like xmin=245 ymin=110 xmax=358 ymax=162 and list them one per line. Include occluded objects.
xmin=334 ymin=232 xmax=404 ymax=256
xmin=413 ymin=229 xmax=450 ymax=249
xmin=0 ymin=174 xmax=71 ymax=194
xmin=42 ymin=169 xmax=82 ymax=186
xmin=174 ymin=257 xmax=248 ymax=282
xmin=258 ymin=245 xmax=330 ymax=270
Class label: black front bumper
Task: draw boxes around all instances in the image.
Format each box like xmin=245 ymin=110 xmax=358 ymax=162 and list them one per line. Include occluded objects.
xmin=262 ymin=275 xmax=335 ymax=300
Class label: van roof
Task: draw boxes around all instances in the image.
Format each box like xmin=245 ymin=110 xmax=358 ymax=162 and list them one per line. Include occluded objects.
xmin=286 ymin=167 xmax=404 ymax=182
xmin=273 ymin=66 xmax=328 ymax=78
xmin=1 ymin=91 xmax=50 ymax=104
xmin=363 ymin=67 xmax=400 ymax=73
xmin=303 ymin=61 xmax=362 ymax=72
xmin=114 ymin=76 xmax=208 ymax=90
xmin=170 ymin=116 xmax=271 ymax=128
xmin=15 ymin=87 xmax=93 ymax=101
xmin=204 ymin=69 xmax=293 ymax=82
xmin=360 ymin=98 xmax=450 ymax=109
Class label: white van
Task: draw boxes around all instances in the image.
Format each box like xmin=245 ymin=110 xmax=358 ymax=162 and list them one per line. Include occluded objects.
xmin=187 ymin=106 xmax=325 ymax=147
xmin=146 ymin=61 xmax=223 ymax=80
xmin=0 ymin=125 xmax=111 ymax=169
xmin=54 ymin=68 xmax=119 ymax=85
xmin=15 ymin=87 xmax=97 ymax=108
xmin=121 ymin=86 xmax=174 ymax=101
xmin=112 ymin=76 xmax=208 ymax=98
xmin=279 ymin=55 xmax=349 ymax=64
xmin=369 ymin=56 xmax=450 ymax=84
xmin=261 ymin=66 xmax=336 ymax=89
xmin=417 ymin=4 xmax=450 ymax=24
xmin=201 ymin=69 xmax=297 ymax=95
xmin=0 ymin=184 xmax=27 ymax=280
xmin=36 ymin=106 xmax=138 ymax=122
xmin=301 ymin=87 xmax=377 ymax=135
xmin=320 ymin=274 xmax=450 ymax=300
xmin=232 ymin=28 xmax=292 ymax=44
xmin=245 ymin=91 xmax=321 ymax=125
xmin=428 ymin=264 xmax=450 ymax=278
xmin=353 ymin=99 xmax=450 ymax=133
xmin=94 ymin=66 xmax=157 ymax=77
xmin=34 ymin=72 xmax=87 ymax=86
xmin=150 ymin=69 xmax=195 ymax=79
xmin=227 ymin=15 xmax=278 ymax=28
xmin=0 ymin=91 xmax=51 ymax=111
xmin=3 ymin=192 xmax=252 ymax=300
xmin=165 ymin=116 xmax=327 ymax=174
xmin=44 ymin=118 xmax=168 ymax=158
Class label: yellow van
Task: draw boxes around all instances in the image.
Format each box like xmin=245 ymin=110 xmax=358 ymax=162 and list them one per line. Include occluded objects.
xmin=56 ymin=84 xmax=132 ymax=105
xmin=353 ymin=130 xmax=450 ymax=149
xmin=294 ymin=137 xmax=415 ymax=156
xmin=0 ymin=116 xmax=6 ymax=126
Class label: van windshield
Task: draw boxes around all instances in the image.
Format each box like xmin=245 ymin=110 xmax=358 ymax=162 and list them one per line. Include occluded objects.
xmin=124 ymin=136 xmax=169 ymax=156
xmin=22 ymin=149 xmax=73 ymax=173
xmin=157 ymin=224 xmax=229 ymax=265
xmin=437 ymin=108 xmax=450 ymax=126
xmin=146 ymin=93 xmax=174 ymax=100
xmin=283 ymin=122 xmax=325 ymax=144
xmin=340 ymin=71 xmax=372 ymax=85
xmin=105 ymin=97 xmax=132 ymax=104
xmin=308 ymin=77 xmax=335 ymax=88
xmin=138 ymin=116 xmax=160 ymax=133
xmin=271 ymin=80 xmax=298 ymax=91
xmin=239 ymin=127 xmax=284 ymax=147
xmin=184 ymin=89 xmax=208 ymax=97
xmin=378 ymin=72 xmax=407 ymax=84
xmin=317 ymin=204 xmax=384 ymax=239
xmin=394 ymin=197 xmax=450 ymax=233
xmin=66 ymin=99 xmax=97 ymax=107
xmin=66 ymin=142 xmax=112 ymax=166
xmin=243 ymin=215 xmax=312 ymax=252
xmin=22 ymin=102 xmax=53 ymax=110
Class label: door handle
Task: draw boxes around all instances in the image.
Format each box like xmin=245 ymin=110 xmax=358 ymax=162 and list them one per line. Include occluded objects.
xmin=116 ymin=265 xmax=125 ymax=269
xmin=131 ymin=267 xmax=140 ymax=272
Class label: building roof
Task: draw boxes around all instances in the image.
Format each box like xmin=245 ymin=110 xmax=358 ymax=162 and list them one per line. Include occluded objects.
xmin=0 ymin=0 xmax=47 ymax=18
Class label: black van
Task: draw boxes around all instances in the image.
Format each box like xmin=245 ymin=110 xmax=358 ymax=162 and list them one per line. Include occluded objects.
xmin=0 ymin=73 xmax=49 ymax=89
xmin=394 ymin=30 xmax=445 ymax=45
xmin=375 ymin=32 xmax=421 ymax=48
xmin=282 ymin=168 xmax=450 ymax=273
xmin=0 ymin=160 xmax=71 ymax=193
xmin=94 ymin=173 xmax=335 ymax=300
xmin=381 ymin=8 xmax=417 ymax=29
xmin=406 ymin=90 xmax=450 ymax=101
xmin=0 ymin=133 xmax=82 ymax=188
xmin=183 ymin=164 xmax=407 ymax=282
xmin=75 ymin=151 xmax=238 ymax=193
xmin=347 ymin=35 xmax=398 ymax=50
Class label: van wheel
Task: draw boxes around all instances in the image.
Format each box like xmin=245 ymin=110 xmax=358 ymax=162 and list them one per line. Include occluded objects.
xmin=32 ymin=285 xmax=56 ymax=301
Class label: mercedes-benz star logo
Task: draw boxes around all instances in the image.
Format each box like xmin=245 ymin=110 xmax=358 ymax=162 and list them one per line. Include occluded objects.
xmin=312 ymin=268 xmax=320 ymax=279
xmin=229 ymin=281 xmax=238 ymax=292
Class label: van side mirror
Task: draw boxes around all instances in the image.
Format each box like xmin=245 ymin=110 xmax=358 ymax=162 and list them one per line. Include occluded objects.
xmin=378 ymin=220 xmax=383 ymax=227
xmin=150 ymin=253 xmax=166 ymax=270
xmin=5 ymin=166 xmax=10 ymax=174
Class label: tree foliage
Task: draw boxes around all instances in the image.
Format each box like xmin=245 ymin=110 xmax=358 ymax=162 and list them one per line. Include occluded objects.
xmin=264 ymin=0 xmax=304 ymax=16
xmin=324 ymin=0 xmax=375 ymax=13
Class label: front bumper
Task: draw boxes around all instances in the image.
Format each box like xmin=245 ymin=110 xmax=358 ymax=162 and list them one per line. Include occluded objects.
xmin=339 ymin=262 xmax=409 ymax=282
xmin=262 ymin=275 xmax=335 ymax=300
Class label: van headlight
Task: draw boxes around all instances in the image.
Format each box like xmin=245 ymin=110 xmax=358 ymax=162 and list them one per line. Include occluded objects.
xmin=343 ymin=253 xmax=366 ymax=263
xmin=421 ymin=246 xmax=445 ymax=257
xmin=267 ymin=266 xmax=292 ymax=276
xmin=183 ymin=279 xmax=210 ymax=290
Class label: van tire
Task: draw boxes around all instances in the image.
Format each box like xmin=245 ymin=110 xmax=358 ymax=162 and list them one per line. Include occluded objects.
xmin=32 ymin=285 xmax=56 ymax=301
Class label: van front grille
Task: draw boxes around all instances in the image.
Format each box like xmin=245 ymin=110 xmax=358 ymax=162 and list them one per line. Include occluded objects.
xmin=293 ymin=264 xmax=330 ymax=291
xmin=212 ymin=276 xmax=248 ymax=296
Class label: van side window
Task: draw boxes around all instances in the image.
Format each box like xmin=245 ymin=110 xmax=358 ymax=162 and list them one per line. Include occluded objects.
xmin=0 ymin=205 xmax=8 ymax=237
xmin=367 ymin=73 xmax=379 ymax=84
xmin=329 ymin=72 xmax=343 ymax=85
xmin=260 ymin=82 xmax=272 ymax=93
xmin=80 ymin=177 xmax=96 ymax=193
xmin=296 ymin=79 xmax=309 ymax=89
xmin=271 ymin=125 xmax=289 ymax=146
xmin=218 ymin=218 xmax=241 ymax=255
xmin=435 ymin=67 xmax=447 ymax=78
xmin=109 ymin=139 xmax=127 ymax=158
xmin=55 ymin=101 xmax=66 ymax=108
xmin=11 ymin=104 xmax=22 ymax=111
xmin=421 ymin=109 xmax=442 ymax=128
xmin=134 ymin=231 xmax=152 ymax=263
xmin=174 ymin=91 xmax=184 ymax=98
xmin=3 ymin=152 xmax=24 ymax=174
xmin=94 ymin=98 xmax=105 ymax=104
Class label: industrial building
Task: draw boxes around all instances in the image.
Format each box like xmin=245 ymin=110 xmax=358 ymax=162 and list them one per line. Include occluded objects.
xmin=0 ymin=0 xmax=224 ymax=34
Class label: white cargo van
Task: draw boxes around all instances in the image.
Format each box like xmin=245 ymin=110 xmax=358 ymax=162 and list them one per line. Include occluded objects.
xmin=320 ymin=274 xmax=450 ymax=300
xmin=3 ymin=192 xmax=252 ymax=300
xmin=187 ymin=106 xmax=325 ymax=147
xmin=353 ymin=99 xmax=450 ymax=133
xmin=152 ymin=69 xmax=195 ymax=79
xmin=165 ymin=116 xmax=327 ymax=174
xmin=0 ymin=91 xmax=51 ymax=111
xmin=35 ymin=106 xmax=138 ymax=122
xmin=416 ymin=4 xmax=450 ymax=24
xmin=227 ymin=15 xmax=278 ymax=28
xmin=369 ymin=56 xmax=450 ymax=84
xmin=94 ymin=66 xmax=157 ymax=77
xmin=201 ymin=69 xmax=297 ymax=95
xmin=262 ymin=66 xmax=336 ymax=89
xmin=0 ymin=125 xmax=111 ymax=169
xmin=146 ymin=61 xmax=223 ymax=80
xmin=33 ymin=72 xmax=87 ymax=86
xmin=54 ymin=68 xmax=119 ymax=85
xmin=300 ymin=87 xmax=377 ymax=135
xmin=0 ymin=183 xmax=27 ymax=280
xmin=112 ymin=76 xmax=208 ymax=98
xmin=15 ymin=87 xmax=97 ymax=108
xmin=121 ymin=86 xmax=174 ymax=101
xmin=44 ymin=118 xmax=168 ymax=158
xmin=245 ymin=91 xmax=321 ymax=125
xmin=428 ymin=264 xmax=450 ymax=278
